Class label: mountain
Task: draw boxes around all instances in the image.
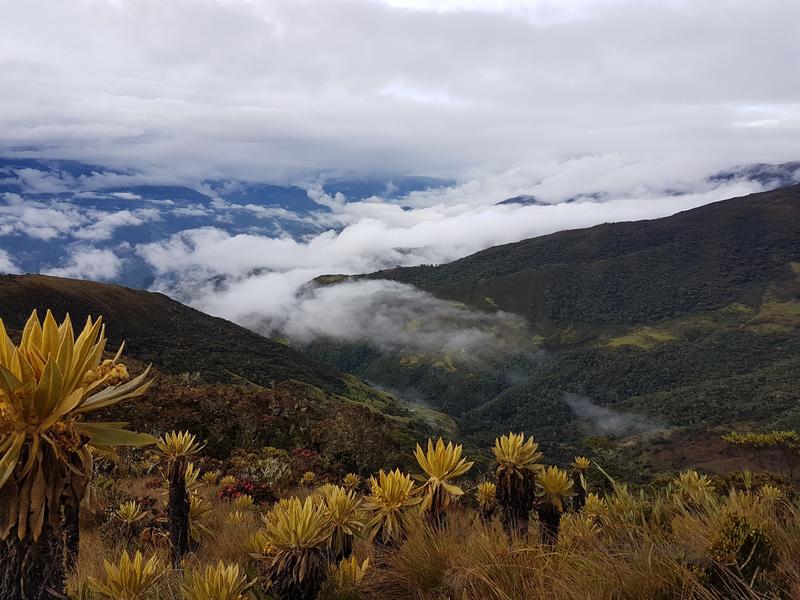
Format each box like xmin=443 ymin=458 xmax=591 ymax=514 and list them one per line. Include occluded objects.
xmin=496 ymin=194 xmax=545 ymax=206
xmin=0 ymin=274 xmax=351 ymax=390
xmin=0 ymin=274 xmax=455 ymax=468
xmin=305 ymin=185 xmax=800 ymax=477
xmin=369 ymin=184 xmax=800 ymax=330
xmin=709 ymin=161 xmax=800 ymax=189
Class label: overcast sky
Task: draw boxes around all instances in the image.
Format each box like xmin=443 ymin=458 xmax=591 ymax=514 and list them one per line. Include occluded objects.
xmin=1 ymin=0 xmax=798 ymax=184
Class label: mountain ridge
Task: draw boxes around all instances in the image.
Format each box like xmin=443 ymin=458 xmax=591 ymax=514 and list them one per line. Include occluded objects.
xmin=0 ymin=273 xmax=351 ymax=393
xmin=366 ymin=184 xmax=800 ymax=331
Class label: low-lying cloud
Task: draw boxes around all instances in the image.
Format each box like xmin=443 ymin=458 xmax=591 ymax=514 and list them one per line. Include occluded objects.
xmin=564 ymin=393 xmax=664 ymax=435
xmin=136 ymin=173 xmax=763 ymax=352
xmin=43 ymin=247 xmax=123 ymax=281
xmin=0 ymin=153 xmax=778 ymax=353
xmin=252 ymin=279 xmax=530 ymax=363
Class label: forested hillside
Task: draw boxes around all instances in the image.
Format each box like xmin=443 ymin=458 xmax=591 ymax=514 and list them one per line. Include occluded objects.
xmin=306 ymin=185 xmax=800 ymax=474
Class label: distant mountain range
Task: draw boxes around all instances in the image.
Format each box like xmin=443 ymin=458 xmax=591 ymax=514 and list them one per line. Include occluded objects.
xmin=0 ymin=156 xmax=452 ymax=286
xmin=494 ymin=161 xmax=800 ymax=206
xmin=708 ymin=161 xmax=800 ymax=189
xmin=1 ymin=156 xmax=798 ymax=290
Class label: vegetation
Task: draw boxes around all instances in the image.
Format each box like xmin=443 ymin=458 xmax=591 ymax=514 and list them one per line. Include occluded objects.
xmin=493 ymin=432 xmax=543 ymax=536
xmin=302 ymin=185 xmax=800 ymax=476
xmin=571 ymin=456 xmax=591 ymax=510
xmin=413 ymin=438 xmax=473 ymax=526
xmin=318 ymin=485 xmax=364 ymax=560
xmin=89 ymin=550 xmax=161 ymax=599
xmin=41 ymin=427 xmax=800 ymax=600
xmin=0 ymin=310 xmax=153 ymax=598
xmin=157 ymin=430 xmax=204 ymax=564
xmin=181 ymin=561 xmax=250 ymax=600
xmin=535 ymin=466 xmax=575 ymax=543
xmin=262 ymin=496 xmax=333 ymax=599
xmin=476 ymin=481 xmax=497 ymax=520
xmin=0 ymin=307 xmax=793 ymax=599
xmin=363 ymin=469 xmax=422 ymax=545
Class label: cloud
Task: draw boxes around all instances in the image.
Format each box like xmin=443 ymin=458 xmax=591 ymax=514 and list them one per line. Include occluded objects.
xmin=136 ymin=172 xmax=762 ymax=351
xmin=139 ymin=175 xmax=761 ymax=289
xmin=0 ymin=250 xmax=21 ymax=274
xmin=223 ymin=278 xmax=530 ymax=364
xmin=0 ymin=193 xmax=84 ymax=240
xmin=0 ymin=188 xmax=165 ymax=242
xmin=43 ymin=247 xmax=123 ymax=281
xmin=72 ymin=208 xmax=161 ymax=242
xmin=12 ymin=168 xmax=75 ymax=194
xmin=110 ymin=192 xmax=143 ymax=201
xmin=0 ymin=0 xmax=797 ymax=182
xmin=563 ymin=393 xmax=664 ymax=435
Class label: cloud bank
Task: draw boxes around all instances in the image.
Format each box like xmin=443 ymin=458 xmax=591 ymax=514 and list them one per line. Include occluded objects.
xmin=138 ymin=174 xmax=761 ymax=302
xmin=1 ymin=0 xmax=798 ymax=182
xmin=248 ymin=278 xmax=529 ymax=364
xmin=130 ymin=171 xmax=762 ymax=357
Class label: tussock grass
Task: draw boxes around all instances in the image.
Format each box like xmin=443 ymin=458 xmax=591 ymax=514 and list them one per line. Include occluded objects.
xmin=69 ymin=484 xmax=800 ymax=599
xmin=64 ymin=457 xmax=800 ymax=600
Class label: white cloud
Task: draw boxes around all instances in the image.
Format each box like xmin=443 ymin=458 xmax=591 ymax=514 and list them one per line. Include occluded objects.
xmin=43 ymin=247 xmax=122 ymax=281
xmin=172 ymin=206 xmax=211 ymax=217
xmin=72 ymin=208 xmax=161 ymax=242
xmin=0 ymin=192 xmax=162 ymax=242
xmin=254 ymin=279 xmax=530 ymax=364
xmin=13 ymin=168 xmax=75 ymax=194
xmin=0 ymin=0 xmax=797 ymax=182
xmin=0 ymin=193 xmax=84 ymax=240
xmin=0 ymin=249 xmax=21 ymax=274
xmin=137 ymin=175 xmax=762 ymax=343
xmin=110 ymin=192 xmax=143 ymax=201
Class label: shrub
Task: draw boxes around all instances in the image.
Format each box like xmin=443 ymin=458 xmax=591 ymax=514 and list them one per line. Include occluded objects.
xmin=89 ymin=550 xmax=161 ymax=599
xmin=363 ymin=470 xmax=422 ymax=545
xmin=414 ymin=438 xmax=473 ymax=526
xmin=263 ymin=496 xmax=334 ymax=599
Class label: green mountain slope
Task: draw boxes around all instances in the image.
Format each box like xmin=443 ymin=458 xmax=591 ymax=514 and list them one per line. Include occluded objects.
xmin=368 ymin=184 xmax=800 ymax=330
xmin=305 ymin=185 xmax=800 ymax=476
xmin=0 ymin=274 xmax=456 ymax=470
xmin=0 ymin=274 xmax=349 ymax=391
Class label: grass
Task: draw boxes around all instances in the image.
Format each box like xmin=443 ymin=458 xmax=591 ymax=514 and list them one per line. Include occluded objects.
xmin=606 ymin=327 xmax=676 ymax=350
xmin=63 ymin=449 xmax=800 ymax=600
xmin=747 ymin=299 xmax=800 ymax=334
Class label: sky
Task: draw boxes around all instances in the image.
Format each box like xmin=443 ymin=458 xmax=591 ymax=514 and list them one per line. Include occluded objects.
xmin=2 ymin=0 xmax=798 ymax=182
xmin=1 ymin=0 xmax=799 ymax=354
